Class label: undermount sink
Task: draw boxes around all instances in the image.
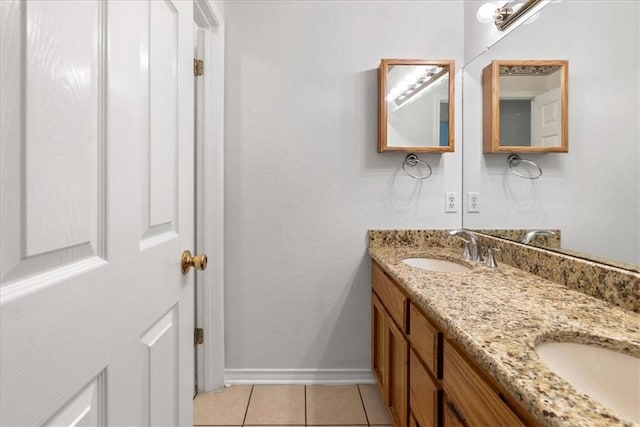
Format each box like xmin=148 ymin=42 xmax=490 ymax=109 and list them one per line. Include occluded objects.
xmin=402 ymin=258 xmax=470 ymax=273
xmin=535 ymin=341 xmax=640 ymax=423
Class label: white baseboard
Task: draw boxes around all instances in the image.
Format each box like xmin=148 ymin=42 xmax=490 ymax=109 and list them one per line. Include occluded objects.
xmin=224 ymin=369 xmax=375 ymax=385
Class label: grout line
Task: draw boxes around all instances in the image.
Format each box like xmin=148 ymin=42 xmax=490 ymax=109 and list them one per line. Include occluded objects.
xmin=242 ymin=385 xmax=254 ymax=427
xmin=197 ymin=384 xmax=379 ymax=427
xmin=356 ymin=385 xmax=370 ymax=426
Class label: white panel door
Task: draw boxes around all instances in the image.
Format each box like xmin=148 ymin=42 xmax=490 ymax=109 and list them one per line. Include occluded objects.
xmin=531 ymin=86 xmax=561 ymax=147
xmin=0 ymin=1 xmax=195 ymax=425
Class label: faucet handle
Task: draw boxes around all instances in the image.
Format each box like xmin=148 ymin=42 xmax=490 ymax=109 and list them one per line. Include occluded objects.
xmin=485 ymin=247 xmax=501 ymax=268
xmin=462 ymin=242 xmax=472 ymax=260
xmin=453 ymin=236 xmax=472 ymax=260
xmin=475 ymin=243 xmax=484 ymax=263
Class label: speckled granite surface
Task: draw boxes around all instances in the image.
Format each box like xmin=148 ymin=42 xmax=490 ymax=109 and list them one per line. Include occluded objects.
xmin=472 ymin=230 xmax=638 ymax=272
xmin=368 ymin=230 xmax=640 ymax=427
xmin=474 ymin=233 xmax=639 ymax=313
xmin=474 ymin=229 xmax=562 ymax=249
xmin=370 ymin=229 xmax=639 ymax=312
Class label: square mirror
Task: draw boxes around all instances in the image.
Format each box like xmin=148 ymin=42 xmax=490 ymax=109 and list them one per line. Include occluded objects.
xmin=482 ymin=60 xmax=568 ymax=153
xmin=378 ymin=59 xmax=455 ymax=152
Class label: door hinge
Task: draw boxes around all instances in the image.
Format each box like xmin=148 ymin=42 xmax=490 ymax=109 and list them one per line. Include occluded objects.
xmin=194 ymin=328 xmax=204 ymax=346
xmin=194 ymin=58 xmax=204 ymax=76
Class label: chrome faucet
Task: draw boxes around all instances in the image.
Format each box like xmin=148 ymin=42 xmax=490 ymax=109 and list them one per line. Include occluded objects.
xmin=521 ymin=229 xmax=557 ymax=245
xmin=448 ymin=229 xmax=483 ymax=262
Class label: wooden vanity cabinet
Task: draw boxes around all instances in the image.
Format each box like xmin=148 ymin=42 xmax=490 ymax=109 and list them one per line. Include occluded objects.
xmin=371 ymin=261 xmax=408 ymax=426
xmin=443 ymin=396 xmax=467 ymax=427
xmin=372 ymin=261 xmax=407 ymax=331
xmin=443 ymin=341 xmax=534 ymax=427
xmin=371 ymin=293 xmax=387 ymax=387
xmin=387 ymin=317 xmax=409 ymax=426
xmin=409 ymin=349 xmax=441 ymax=427
xmin=409 ymin=303 xmax=442 ymax=378
xmin=371 ymin=259 xmax=538 ymax=427
xmin=408 ymin=303 xmax=443 ymax=427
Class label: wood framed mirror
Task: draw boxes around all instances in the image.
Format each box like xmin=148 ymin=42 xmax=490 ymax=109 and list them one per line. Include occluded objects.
xmin=482 ymin=59 xmax=568 ymax=153
xmin=378 ymin=59 xmax=455 ymax=153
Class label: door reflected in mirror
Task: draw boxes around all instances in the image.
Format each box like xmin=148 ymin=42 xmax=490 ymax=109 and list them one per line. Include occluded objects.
xmin=483 ymin=60 xmax=568 ymax=153
xmin=378 ymin=59 xmax=455 ymax=152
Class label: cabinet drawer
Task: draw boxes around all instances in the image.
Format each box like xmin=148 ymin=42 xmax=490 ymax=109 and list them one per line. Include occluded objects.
xmin=409 ymin=350 xmax=440 ymax=427
xmin=443 ymin=342 xmax=525 ymax=427
xmin=409 ymin=303 xmax=441 ymax=378
xmin=372 ymin=262 xmax=407 ymax=331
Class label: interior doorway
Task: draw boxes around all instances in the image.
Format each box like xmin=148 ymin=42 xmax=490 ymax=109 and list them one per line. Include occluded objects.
xmin=194 ymin=22 xmax=205 ymax=395
xmin=193 ymin=0 xmax=226 ymax=394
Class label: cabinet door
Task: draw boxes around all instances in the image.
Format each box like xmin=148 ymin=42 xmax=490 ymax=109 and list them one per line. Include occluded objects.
xmin=409 ymin=350 xmax=440 ymax=427
xmin=387 ymin=318 xmax=408 ymax=427
xmin=444 ymin=342 xmax=525 ymax=427
xmin=372 ymin=293 xmax=387 ymax=394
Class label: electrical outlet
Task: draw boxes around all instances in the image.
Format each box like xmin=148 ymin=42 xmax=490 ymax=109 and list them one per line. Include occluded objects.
xmin=445 ymin=192 xmax=457 ymax=213
xmin=468 ymin=192 xmax=480 ymax=212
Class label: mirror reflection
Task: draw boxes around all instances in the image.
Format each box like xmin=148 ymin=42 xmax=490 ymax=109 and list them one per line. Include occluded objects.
xmin=462 ymin=1 xmax=639 ymax=269
xmin=378 ymin=59 xmax=454 ymax=152
xmin=483 ymin=60 xmax=568 ymax=153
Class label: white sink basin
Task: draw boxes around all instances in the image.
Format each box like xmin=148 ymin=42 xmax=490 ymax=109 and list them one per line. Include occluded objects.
xmin=402 ymin=258 xmax=470 ymax=273
xmin=535 ymin=342 xmax=640 ymax=423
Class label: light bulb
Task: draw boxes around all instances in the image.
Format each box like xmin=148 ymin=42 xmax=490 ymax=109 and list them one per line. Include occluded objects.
xmin=476 ymin=2 xmax=499 ymax=24
xmin=387 ymin=88 xmax=401 ymax=100
xmin=412 ymin=66 xmax=426 ymax=79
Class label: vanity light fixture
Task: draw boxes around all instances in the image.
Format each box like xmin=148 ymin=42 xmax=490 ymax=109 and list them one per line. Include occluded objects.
xmin=476 ymin=2 xmax=502 ymax=24
xmin=476 ymin=0 xmax=544 ymax=31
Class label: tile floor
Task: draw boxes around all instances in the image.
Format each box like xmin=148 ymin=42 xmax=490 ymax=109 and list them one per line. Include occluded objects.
xmin=193 ymin=384 xmax=392 ymax=426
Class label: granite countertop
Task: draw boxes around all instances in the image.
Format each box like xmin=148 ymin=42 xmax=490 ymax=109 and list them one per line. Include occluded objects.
xmin=368 ymin=245 xmax=640 ymax=427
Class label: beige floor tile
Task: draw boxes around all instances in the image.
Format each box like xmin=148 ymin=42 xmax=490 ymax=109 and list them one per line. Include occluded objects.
xmin=193 ymin=385 xmax=252 ymax=426
xmin=358 ymin=384 xmax=391 ymax=425
xmin=306 ymin=385 xmax=368 ymax=425
xmin=244 ymin=385 xmax=306 ymax=425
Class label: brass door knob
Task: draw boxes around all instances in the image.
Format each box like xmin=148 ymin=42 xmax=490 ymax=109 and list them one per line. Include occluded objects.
xmin=181 ymin=250 xmax=208 ymax=274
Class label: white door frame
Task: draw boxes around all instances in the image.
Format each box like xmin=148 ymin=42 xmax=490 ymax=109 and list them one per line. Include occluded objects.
xmin=194 ymin=0 xmax=225 ymax=392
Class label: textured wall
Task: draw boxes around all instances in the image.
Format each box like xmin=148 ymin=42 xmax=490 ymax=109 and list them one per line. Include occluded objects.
xmin=224 ymin=0 xmax=464 ymax=378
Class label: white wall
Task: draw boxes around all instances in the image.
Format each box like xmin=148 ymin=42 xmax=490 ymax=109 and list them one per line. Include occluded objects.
xmin=462 ymin=1 xmax=640 ymax=266
xmin=224 ymin=0 xmax=463 ymax=379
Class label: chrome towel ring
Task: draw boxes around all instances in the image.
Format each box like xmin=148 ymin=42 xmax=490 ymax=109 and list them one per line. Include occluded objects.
xmin=507 ymin=154 xmax=542 ymax=179
xmin=402 ymin=154 xmax=432 ymax=180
